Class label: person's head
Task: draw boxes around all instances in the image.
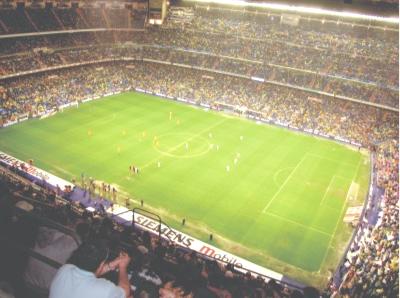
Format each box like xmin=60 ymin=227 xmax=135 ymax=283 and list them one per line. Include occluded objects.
xmin=67 ymin=239 xmax=110 ymax=273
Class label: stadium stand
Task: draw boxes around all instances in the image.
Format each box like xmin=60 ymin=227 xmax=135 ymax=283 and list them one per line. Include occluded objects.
xmin=0 ymin=164 xmax=311 ymax=297
xmin=0 ymin=30 xmax=398 ymax=109
xmin=0 ymin=2 xmax=398 ymax=297
xmin=325 ymin=140 xmax=399 ymax=297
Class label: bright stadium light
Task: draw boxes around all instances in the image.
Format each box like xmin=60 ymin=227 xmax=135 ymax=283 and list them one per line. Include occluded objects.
xmin=184 ymin=0 xmax=399 ymax=24
xmin=251 ymin=76 xmax=265 ymax=82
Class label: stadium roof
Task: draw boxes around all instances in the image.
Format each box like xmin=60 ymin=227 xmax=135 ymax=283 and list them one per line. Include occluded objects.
xmin=178 ymin=0 xmax=399 ymax=18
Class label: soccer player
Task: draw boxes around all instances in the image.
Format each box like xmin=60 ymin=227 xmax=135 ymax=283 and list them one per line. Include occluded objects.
xmin=169 ymin=111 xmax=173 ymax=120
xmin=226 ymin=165 xmax=230 ymax=172
xmin=157 ymin=161 xmax=161 ymax=168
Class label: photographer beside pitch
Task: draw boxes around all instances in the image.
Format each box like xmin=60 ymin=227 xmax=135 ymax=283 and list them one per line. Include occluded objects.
xmin=49 ymin=240 xmax=133 ymax=298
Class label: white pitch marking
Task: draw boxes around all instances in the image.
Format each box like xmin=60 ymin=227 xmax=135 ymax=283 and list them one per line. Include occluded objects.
xmin=318 ymin=156 xmax=362 ymax=272
xmin=272 ymin=166 xmax=294 ymax=187
xmin=319 ymin=175 xmax=337 ymax=206
xmin=141 ymin=118 xmax=227 ymax=169
xmin=265 ymin=211 xmax=331 ymax=237
xmin=262 ymin=155 xmax=308 ymax=213
xmin=320 ymin=175 xmax=351 ymax=206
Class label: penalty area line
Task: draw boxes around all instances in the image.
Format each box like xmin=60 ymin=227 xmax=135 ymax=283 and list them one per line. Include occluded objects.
xmin=318 ymin=156 xmax=362 ymax=272
xmin=265 ymin=211 xmax=331 ymax=237
xmin=320 ymin=175 xmax=352 ymax=206
xmin=262 ymin=155 xmax=307 ymax=214
xmin=319 ymin=175 xmax=336 ymax=206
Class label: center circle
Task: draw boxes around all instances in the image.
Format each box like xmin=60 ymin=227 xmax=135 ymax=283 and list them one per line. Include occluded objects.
xmin=153 ymin=133 xmax=211 ymax=158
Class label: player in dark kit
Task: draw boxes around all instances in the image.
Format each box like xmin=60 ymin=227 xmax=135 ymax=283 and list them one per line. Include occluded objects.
xmin=130 ymin=165 xmax=139 ymax=175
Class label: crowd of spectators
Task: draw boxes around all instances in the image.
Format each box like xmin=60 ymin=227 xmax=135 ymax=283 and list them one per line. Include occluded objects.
xmin=0 ymin=165 xmax=317 ymax=298
xmin=0 ymin=6 xmax=398 ymax=109
xmin=324 ymin=140 xmax=399 ymax=297
xmin=163 ymin=7 xmax=398 ymax=85
xmin=0 ymin=32 xmax=121 ymax=56
xmin=0 ymin=63 xmax=130 ymax=122
xmin=0 ymin=40 xmax=398 ymax=109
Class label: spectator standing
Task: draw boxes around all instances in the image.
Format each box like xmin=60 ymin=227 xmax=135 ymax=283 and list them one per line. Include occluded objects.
xmin=49 ymin=240 xmax=132 ymax=298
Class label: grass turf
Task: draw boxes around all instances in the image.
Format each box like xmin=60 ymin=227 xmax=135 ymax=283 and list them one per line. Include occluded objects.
xmin=0 ymin=92 xmax=370 ymax=286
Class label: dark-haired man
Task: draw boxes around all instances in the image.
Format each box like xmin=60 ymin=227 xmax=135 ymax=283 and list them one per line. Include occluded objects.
xmin=49 ymin=240 xmax=132 ymax=298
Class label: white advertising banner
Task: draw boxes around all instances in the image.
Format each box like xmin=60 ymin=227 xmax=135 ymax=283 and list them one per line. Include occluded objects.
xmin=107 ymin=205 xmax=284 ymax=282
xmin=0 ymin=151 xmax=73 ymax=190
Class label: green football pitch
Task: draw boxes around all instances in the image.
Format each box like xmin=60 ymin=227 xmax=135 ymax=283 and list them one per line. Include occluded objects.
xmin=0 ymin=92 xmax=370 ymax=286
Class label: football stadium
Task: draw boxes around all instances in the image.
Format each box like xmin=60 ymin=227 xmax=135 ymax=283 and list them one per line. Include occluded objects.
xmin=0 ymin=0 xmax=398 ymax=297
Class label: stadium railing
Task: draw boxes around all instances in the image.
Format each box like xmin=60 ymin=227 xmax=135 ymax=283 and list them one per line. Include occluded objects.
xmin=132 ymin=207 xmax=163 ymax=239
